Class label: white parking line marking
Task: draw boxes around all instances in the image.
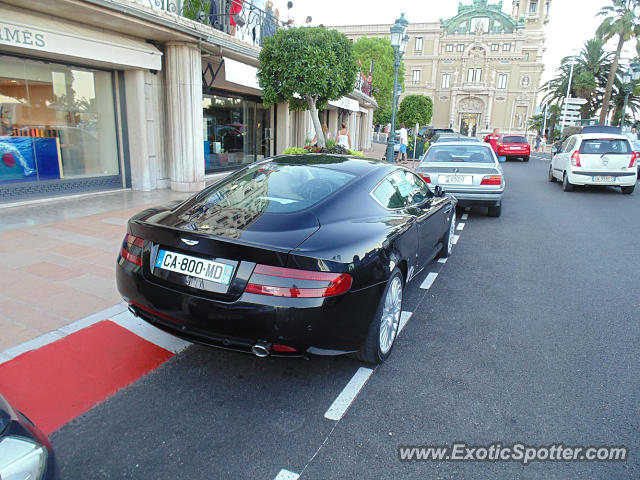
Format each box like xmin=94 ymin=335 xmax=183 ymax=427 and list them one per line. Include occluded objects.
xmin=398 ymin=311 xmax=413 ymax=335
xmin=453 ymin=234 xmax=460 ymax=245
xmin=437 ymin=257 xmax=448 ymax=264
xmin=274 ymin=470 xmax=299 ymax=480
xmin=461 ymin=213 xmax=469 ymax=220
xmin=324 ymin=367 xmax=374 ymax=421
xmin=420 ymin=272 xmax=438 ymax=290
xmin=457 ymin=222 xmax=465 ymax=231
xmin=111 ymin=311 xmax=191 ymax=354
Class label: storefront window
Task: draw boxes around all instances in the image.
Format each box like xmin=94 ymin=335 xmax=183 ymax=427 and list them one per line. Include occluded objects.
xmin=0 ymin=56 xmax=119 ymax=184
xmin=202 ymin=94 xmax=271 ymax=173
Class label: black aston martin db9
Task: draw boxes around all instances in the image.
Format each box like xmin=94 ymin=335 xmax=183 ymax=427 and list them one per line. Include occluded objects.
xmin=116 ymin=155 xmax=456 ymax=364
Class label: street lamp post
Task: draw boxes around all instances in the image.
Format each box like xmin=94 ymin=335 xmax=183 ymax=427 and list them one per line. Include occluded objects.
xmin=385 ymin=13 xmax=409 ymax=162
xmin=621 ymin=59 xmax=640 ymax=131
xmin=560 ymin=58 xmax=576 ymax=137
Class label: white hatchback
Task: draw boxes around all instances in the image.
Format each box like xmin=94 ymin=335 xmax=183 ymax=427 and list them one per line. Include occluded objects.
xmin=549 ymin=133 xmax=638 ymax=194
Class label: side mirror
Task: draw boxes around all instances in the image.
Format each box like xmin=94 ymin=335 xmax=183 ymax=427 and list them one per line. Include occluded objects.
xmin=551 ymin=146 xmax=558 ymax=154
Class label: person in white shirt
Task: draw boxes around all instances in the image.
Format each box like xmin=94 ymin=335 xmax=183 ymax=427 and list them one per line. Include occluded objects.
xmin=395 ymin=123 xmax=408 ymax=163
xmin=286 ymin=1 xmax=294 ymax=26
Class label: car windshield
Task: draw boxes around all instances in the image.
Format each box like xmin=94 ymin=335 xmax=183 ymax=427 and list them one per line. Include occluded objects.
xmin=193 ymin=161 xmax=356 ymax=214
xmin=579 ymin=138 xmax=631 ymax=155
xmin=422 ymin=145 xmax=495 ymax=163
xmin=502 ymin=136 xmax=527 ymax=143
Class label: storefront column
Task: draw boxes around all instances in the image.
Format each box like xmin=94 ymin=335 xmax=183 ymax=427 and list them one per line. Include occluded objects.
xmin=328 ymin=110 xmax=339 ymax=138
xmin=275 ymin=102 xmax=290 ymax=154
xmin=124 ymin=69 xmax=155 ymax=191
xmin=165 ymin=42 xmax=204 ymax=192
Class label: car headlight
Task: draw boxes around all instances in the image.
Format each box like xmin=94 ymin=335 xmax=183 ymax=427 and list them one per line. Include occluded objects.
xmin=0 ymin=436 xmax=47 ymax=480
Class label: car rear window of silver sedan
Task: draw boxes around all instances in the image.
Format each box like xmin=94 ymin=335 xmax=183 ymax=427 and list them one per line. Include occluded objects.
xmin=579 ymin=139 xmax=631 ymax=155
xmin=422 ymin=145 xmax=495 ymax=163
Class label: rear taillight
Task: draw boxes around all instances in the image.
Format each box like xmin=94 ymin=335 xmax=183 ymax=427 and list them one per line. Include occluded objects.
xmin=120 ymin=233 xmax=144 ymax=266
xmin=245 ymin=264 xmax=352 ymax=298
xmin=629 ymin=152 xmax=638 ymax=168
xmin=419 ymin=173 xmax=431 ymax=183
xmin=571 ymin=150 xmax=581 ymax=167
xmin=480 ymin=175 xmax=502 ymax=186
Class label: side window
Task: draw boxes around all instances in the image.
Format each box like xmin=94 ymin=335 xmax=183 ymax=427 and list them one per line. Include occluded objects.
xmin=372 ymin=178 xmax=405 ymax=209
xmin=372 ymin=171 xmax=430 ymax=209
xmin=561 ymin=136 xmax=575 ymax=153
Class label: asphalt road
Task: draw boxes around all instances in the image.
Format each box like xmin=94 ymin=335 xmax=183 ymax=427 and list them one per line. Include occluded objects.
xmin=51 ymin=155 xmax=640 ymax=479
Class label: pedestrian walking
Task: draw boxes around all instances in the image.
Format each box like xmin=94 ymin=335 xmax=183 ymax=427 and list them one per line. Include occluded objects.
xmin=534 ymin=132 xmax=541 ymax=152
xmin=312 ymin=124 xmax=332 ymax=146
xmin=229 ymin=0 xmax=244 ymax=36
xmin=395 ymin=122 xmax=408 ymax=163
xmin=336 ymin=123 xmax=351 ymax=150
xmin=484 ymin=128 xmax=501 ymax=160
xmin=540 ymin=135 xmax=547 ymax=153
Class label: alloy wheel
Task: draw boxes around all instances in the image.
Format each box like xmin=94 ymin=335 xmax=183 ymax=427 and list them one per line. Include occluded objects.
xmin=379 ymin=276 xmax=402 ymax=355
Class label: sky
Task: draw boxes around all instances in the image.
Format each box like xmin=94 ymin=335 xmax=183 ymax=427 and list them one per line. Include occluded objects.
xmin=275 ymin=0 xmax=638 ymax=85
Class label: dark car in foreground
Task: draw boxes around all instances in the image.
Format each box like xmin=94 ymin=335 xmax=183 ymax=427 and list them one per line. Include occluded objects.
xmin=117 ymin=155 xmax=457 ymax=364
xmin=416 ymin=142 xmax=504 ymax=217
xmin=0 ymin=393 xmax=58 ymax=479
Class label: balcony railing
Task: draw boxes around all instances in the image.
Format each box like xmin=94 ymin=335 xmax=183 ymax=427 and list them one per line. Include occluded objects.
xmin=139 ymin=0 xmax=288 ymax=47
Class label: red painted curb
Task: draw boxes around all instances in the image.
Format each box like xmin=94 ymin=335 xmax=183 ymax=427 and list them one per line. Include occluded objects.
xmin=0 ymin=320 xmax=173 ymax=434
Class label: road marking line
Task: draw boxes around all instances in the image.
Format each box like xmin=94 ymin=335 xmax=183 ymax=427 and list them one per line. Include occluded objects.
xmin=420 ymin=272 xmax=438 ymax=290
xmin=324 ymin=367 xmax=374 ymax=421
xmin=274 ymin=470 xmax=300 ymax=480
xmin=461 ymin=213 xmax=469 ymax=220
xmin=453 ymin=234 xmax=460 ymax=245
xmin=398 ymin=311 xmax=413 ymax=335
xmin=437 ymin=257 xmax=448 ymax=264
xmin=457 ymin=222 xmax=465 ymax=231
xmin=111 ymin=311 xmax=191 ymax=354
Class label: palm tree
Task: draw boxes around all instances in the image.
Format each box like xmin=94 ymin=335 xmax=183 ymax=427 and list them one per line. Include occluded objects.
xmin=609 ymin=74 xmax=640 ymax=125
xmin=596 ymin=0 xmax=640 ymax=125
xmin=542 ymin=39 xmax=612 ymax=121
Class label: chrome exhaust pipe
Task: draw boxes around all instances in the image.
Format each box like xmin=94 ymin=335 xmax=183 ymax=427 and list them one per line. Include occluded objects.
xmin=128 ymin=305 xmax=138 ymax=317
xmin=251 ymin=342 xmax=272 ymax=358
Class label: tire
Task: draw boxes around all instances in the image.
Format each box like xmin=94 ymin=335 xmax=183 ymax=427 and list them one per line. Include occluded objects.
xmin=562 ymin=172 xmax=574 ymax=192
xmin=487 ymin=205 xmax=501 ymax=217
xmin=438 ymin=208 xmax=456 ymax=258
xmin=548 ymin=165 xmax=556 ymax=182
xmin=621 ymin=185 xmax=635 ymax=194
xmin=355 ymin=268 xmax=404 ymax=364
xmin=523 ymin=156 xmax=529 ymax=162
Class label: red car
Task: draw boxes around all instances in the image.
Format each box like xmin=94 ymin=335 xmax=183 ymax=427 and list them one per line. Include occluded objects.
xmin=497 ymin=135 xmax=530 ymax=162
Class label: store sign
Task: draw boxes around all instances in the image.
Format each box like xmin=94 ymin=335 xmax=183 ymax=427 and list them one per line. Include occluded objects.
xmin=328 ymin=97 xmax=360 ymax=112
xmin=223 ymin=57 xmax=260 ymax=90
xmin=0 ymin=7 xmax=162 ymax=70
xmin=0 ymin=25 xmax=46 ymax=48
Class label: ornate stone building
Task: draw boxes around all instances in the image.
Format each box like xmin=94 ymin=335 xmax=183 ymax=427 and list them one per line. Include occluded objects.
xmin=333 ymin=0 xmax=550 ymax=138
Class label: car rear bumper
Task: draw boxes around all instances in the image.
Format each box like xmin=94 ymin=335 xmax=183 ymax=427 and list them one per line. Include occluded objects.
xmin=568 ymin=170 xmax=637 ymax=186
xmin=445 ymin=190 xmax=503 ymax=207
xmin=116 ymin=263 xmax=385 ymax=355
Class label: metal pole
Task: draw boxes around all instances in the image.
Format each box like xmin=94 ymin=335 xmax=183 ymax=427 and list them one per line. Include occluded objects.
xmin=621 ymin=89 xmax=630 ymax=130
xmin=560 ymin=60 xmax=575 ymax=136
xmin=385 ymin=47 xmax=401 ymax=162
xmin=413 ymin=123 xmax=418 ymax=159
xmin=541 ymin=103 xmax=548 ymax=137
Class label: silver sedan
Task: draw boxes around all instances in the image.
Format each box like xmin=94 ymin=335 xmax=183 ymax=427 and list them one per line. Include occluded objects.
xmin=415 ymin=142 xmax=505 ymax=217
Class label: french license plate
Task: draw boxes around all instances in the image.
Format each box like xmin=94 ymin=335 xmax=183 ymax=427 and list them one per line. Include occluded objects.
xmin=592 ymin=176 xmax=615 ymax=182
xmin=509 ymin=146 xmax=521 ymax=150
xmin=155 ymin=250 xmax=234 ymax=285
xmin=439 ymin=175 xmax=471 ymax=184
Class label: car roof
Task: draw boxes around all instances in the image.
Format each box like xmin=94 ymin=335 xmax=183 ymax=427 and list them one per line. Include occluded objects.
xmin=573 ymin=133 xmax=631 ymax=140
xmin=267 ymin=154 xmax=393 ymax=177
xmin=429 ymin=141 xmax=493 ymax=148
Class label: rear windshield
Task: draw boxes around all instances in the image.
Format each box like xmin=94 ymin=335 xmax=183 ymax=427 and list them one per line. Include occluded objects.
xmin=502 ymin=136 xmax=527 ymax=143
xmin=422 ymin=145 xmax=495 ymax=163
xmin=579 ymin=138 xmax=631 ymax=155
xmin=194 ymin=162 xmax=355 ymax=214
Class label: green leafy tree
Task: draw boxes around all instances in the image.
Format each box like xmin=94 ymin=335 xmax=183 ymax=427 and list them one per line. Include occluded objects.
xmin=258 ymin=27 xmax=358 ymax=148
xmin=353 ymin=36 xmax=405 ymax=125
xmin=596 ymin=0 xmax=640 ymax=125
xmin=397 ymin=95 xmax=433 ymax=128
xmin=527 ymin=114 xmax=544 ymax=133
